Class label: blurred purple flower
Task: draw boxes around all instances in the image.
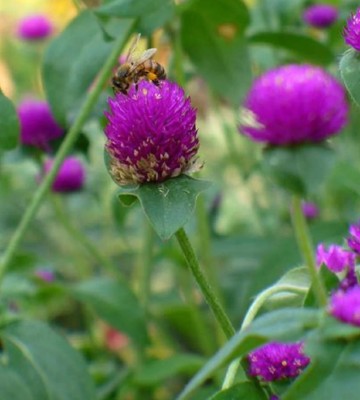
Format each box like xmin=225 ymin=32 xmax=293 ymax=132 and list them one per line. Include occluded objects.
xmin=344 ymin=8 xmax=360 ymax=51
xmin=302 ymin=201 xmax=319 ymax=219
xmin=17 ymin=99 xmax=64 ymax=151
xmin=17 ymin=14 xmax=53 ymax=41
xmin=35 ymin=269 xmax=55 ymax=282
xmin=303 ymin=4 xmax=338 ymax=28
xmin=239 ymin=65 xmax=348 ymax=145
xmin=104 ymin=80 xmax=200 ymax=185
xmin=316 ymin=244 xmax=355 ymax=273
xmin=339 ymin=268 xmax=358 ymax=292
xmin=248 ymin=341 xmax=310 ymax=382
xmin=348 ymin=222 xmax=360 ymax=254
xmin=329 ymin=286 xmax=360 ymax=326
xmin=41 ymin=156 xmax=86 ymax=193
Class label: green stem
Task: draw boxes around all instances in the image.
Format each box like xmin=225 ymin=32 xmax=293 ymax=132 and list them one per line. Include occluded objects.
xmin=222 ymin=284 xmax=307 ymax=389
xmin=175 ymin=227 xmax=235 ymax=339
xmin=178 ymin=266 xmax=215 ymax=356
xmin=0 ymin=28 xmax=133 ymax=284
xmin=51 ymin=195 xmax=118 ymax=275
xmin=291 ymin=195 xmax=327 ymax=307
xmin=136 ymin=219 xmax=155 ymax=308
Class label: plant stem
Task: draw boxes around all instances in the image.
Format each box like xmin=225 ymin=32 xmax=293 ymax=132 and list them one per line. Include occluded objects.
xmin=136 ymin=219 xmax=155 ymax=308
xmin=291 ymin=195 xmax=327 ymax=307
xmin=51 ymin=195 xmax=119 ymax=276
xmin=175 ymin=227 xmax=235 ymax=339
xmin=0 ymin=28 xmax=134 ymax=284
xmin=222 ymin=284 xmax=308 ymax=389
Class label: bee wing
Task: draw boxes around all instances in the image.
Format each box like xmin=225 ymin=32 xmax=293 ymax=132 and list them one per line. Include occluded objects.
xmin=126 ymin=33 xmax=141 ymax=63
xmin=128 ymin=48 xmax=158 ymax=73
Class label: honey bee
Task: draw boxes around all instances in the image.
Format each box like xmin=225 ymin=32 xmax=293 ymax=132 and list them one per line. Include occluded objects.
xmin=112 ymin=34 xmax=166 ymax=95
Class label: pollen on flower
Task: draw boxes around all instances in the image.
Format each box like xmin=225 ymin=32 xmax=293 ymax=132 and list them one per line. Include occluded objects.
xmin=248 ymin=341 xmax=310 ymax=382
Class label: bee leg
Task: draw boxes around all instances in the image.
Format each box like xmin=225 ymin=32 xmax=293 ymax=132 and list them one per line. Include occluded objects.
xmin=152 ymin=79 xmax=160 ymax=86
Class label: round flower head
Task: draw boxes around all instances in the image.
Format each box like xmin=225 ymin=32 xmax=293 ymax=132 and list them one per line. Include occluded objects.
xmin=104 ymin=80 xmax=200 ymax=185
xmin=344 ymin=8 xmax=360 ymax=51
xmin=17 ymin=99 xmax=64 ymax=151
xmin=316 ymin=244 xmax=355 ymax=273
xmin=329 ymin=286 xmax=360 ymax=326
xmin=303 ymin=4 xmax=338 ymax=29
xmin=302 ymin=201 xmax=319 ymax=220
xmin=248 ymin=341 xmax=310 ymax=382
xmin=347 ymin=222 xmax=360 ymax=254
xmin=41 ymin=156 xmax=85 ymax=193
xmin=239 ymin=65 xmax=348 ymax=145
xmin=17 ymin=14 xmax=53 ymax=41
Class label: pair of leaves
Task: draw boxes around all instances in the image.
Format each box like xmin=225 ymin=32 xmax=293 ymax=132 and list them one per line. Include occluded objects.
xmin=262 ymin=145 xmax=336 ymax=196
xmin=116 ymin=175 xmax=211 ymax=240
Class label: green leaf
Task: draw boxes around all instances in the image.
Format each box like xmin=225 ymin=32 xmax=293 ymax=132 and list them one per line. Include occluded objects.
xmin=340 ymin=48 xmax=360 ymax=107
xmin=283 ymin=332 xmax=360 ymax=400
xmin=176 ymin=308 xmax=319 ymax=400
xmin=0 ymin=365 xmax=34 ymax=400
xmin=262 ymin=145 xmax=336 ymax=196
xmin=209 ymin=382 xmax=267 ymax=400
xmin=265 ymin=267 xmax=310 ymax=310
xmin=73 ymin=277 xmax=149 ymax=348
xmin=42 ymin=10 xmax=134 ymax=125
xmin=96 ymin=0 xmax=175 ymax=34
xmin=134 ymin=354 xmax=205 ymax=386
xmin=116 ymin=175 xmax=211 ymax=240
xmin=0 ymin=93 xmax=19 ymax=150
xmin=1 ymin=320 xmax=96 ymax=400
xmin=180 ymin=0 xmax=251 ymax=106
xmin=249 ymin=32 xmax=334 ymax=65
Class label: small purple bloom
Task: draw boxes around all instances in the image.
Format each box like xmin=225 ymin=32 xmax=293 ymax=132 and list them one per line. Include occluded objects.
xmin=302 ymin=201 xmax=319 ymax=220
xmin=269 ymin=396 xmax=279 ymax=400
xmin=104 ymin=80 xmax=200 ymax=185
xmin=41 ymin=156 xmax=86 ymax=193
xmin=339 ymin=268 xmax=358 ymax=291
xmin=17 ymin=14 xmax=53 ymax=41
xmin=329 ymin=286 xmax=360 ymax=326
xmin=35 ymin=269 xmax=55 ymax=283
xmin=316 ymin=244 xmax=355 ymax=273
xmin=344 ymin=9 xmax=360 ymax=51
xmin=248 ymin=341 xmax=310 ymax=382
xmin=17 ymin=99 xmax=64 ymax=151
xmin=303 ymin=4 xmax=338 ymax=29
xmin=348 ymin=222 xmax=360 ymax=254
xmin=239 ymin=65 xmax=348 ymax=146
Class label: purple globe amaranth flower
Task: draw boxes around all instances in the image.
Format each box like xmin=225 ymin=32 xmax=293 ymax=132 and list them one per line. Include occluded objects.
xmin=316 ymin=244 xmax=355 ymax=273
xmin=248 ymin=341 xmax=310 ymax=382
xmin=17 ymin=14 xmax=53 ymax=41
xmin=302 ymin=201 xmax=319 ymax=220
xmin=17 ymin=99 xmax=64 ymax=151
xmin=339 ymin=268 xmax=358 ymax=291
xmin=344 ymin=8 xmax=360 ymax=51
xmin=41 ymin=156 xmax=86 ymax=193
xmin=303 ymin=4 xmax=338 ymax=29
xmin=35 ymin=269 xmax=55 ymax=283
xmin=347 ymin=222 xmax=360 ymax=254
xmin=329 ymin=285 xmax=360 ymax=326
xmin=104 ymin=80 xmax=201 ymax=185
xmin=239 ymin=65 xmax=348 ymax=146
